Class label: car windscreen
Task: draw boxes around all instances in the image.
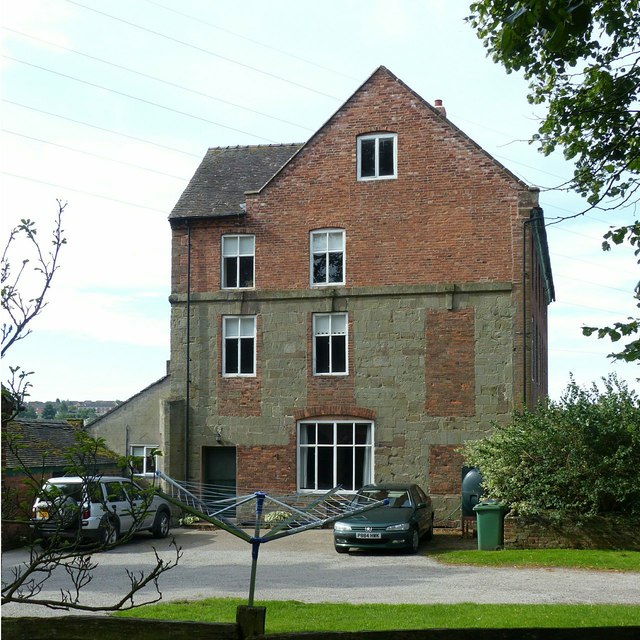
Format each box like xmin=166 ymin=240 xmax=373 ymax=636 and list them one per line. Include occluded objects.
xmin=354 ymin=489 xmax=412 ymax=508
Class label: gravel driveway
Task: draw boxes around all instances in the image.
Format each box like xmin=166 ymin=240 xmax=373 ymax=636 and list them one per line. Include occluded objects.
xmin=2 ymin=527 xmax=639 ymax=616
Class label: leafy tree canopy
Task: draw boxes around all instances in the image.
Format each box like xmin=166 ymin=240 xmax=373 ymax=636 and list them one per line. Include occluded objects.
xmin=468 ymin=0 xmax=640 ymax=361
xmin=463 ymin=374 xmax=640 ymax=519
xmin=583 ymin=221 xmax=640 ymax=361
xmin=468 ymin=0 xmax=639 ymax=208
xmin=41 ymin=402 xmax=57 ymax=420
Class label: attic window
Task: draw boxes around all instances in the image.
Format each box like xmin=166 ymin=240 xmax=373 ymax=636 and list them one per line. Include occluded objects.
xmin=357 ymin=133 xmax=397 ymax=180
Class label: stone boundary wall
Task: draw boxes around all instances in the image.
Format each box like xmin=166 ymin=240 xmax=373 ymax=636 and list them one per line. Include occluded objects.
xmin=504 ymin=514 xmax=640 ymax=550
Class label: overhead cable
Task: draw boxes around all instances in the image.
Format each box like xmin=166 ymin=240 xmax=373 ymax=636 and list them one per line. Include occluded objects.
xmin=3 ymin=55 xmax=279 ymax=143
xmin=3 ymin=27 xmax=314 ymax=133
xmin=62 ymin=0 xmax=344 ymax=101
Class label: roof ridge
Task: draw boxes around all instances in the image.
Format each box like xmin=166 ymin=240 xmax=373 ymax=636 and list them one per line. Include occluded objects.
xmin=207 ymin=143 xmax=303 ymax=151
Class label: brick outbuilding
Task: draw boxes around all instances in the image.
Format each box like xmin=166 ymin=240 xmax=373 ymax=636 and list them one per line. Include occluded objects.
xmin=165 ymin=66 xmax=554 ymax=519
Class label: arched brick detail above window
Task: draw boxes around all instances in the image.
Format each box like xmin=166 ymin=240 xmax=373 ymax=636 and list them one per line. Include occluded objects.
xmin=294 ymin=405 xmax=376 ymax=421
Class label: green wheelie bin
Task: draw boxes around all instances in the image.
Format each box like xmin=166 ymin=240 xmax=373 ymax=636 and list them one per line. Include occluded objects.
xmin=473 ymin=500 xmax=506 ymax=550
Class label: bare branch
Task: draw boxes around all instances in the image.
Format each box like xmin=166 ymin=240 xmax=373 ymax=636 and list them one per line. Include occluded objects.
xmin=1 ymin=199 xmax=67 ymax=358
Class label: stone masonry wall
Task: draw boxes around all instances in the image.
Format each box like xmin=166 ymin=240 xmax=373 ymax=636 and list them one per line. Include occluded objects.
xmin=504 ymin=515 xmax=640 ymax=550
xmin=87 ymin=377 xmax=170 ymax=460
xmin=169 ymin=286 xmax=512 ymax=516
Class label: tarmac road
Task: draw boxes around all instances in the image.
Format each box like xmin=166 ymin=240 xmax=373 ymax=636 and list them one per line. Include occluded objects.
xmin=2 ymin=527 xmax=639 ymax=616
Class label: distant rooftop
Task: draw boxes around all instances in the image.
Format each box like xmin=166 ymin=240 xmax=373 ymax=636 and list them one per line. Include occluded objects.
xmin=4 ymin=419 xmax=117 ymax=470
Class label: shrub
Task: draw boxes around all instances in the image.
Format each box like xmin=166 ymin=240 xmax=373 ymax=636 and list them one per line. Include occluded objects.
xmin=264 ymin=510 xmax=292 ymax=524
xmin=463 ymin=374 xmax=640 ymax=520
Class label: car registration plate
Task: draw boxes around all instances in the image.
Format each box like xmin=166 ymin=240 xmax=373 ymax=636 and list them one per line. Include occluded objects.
xmin=356 ymin=532 xmax=381 ymax=539
xmin=36 ymin=510 xmax=49 ymax=520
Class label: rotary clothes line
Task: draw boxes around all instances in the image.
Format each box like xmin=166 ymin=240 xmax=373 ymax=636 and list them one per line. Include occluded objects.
xmin=152 ymin=471 xmax=387 ymax=605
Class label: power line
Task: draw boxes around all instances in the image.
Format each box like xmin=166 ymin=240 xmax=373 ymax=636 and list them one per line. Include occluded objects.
xmin=62 ymin=0 xmax=343 ymax=101
xmin=3 ymin=27 xmax=315 ymax=133
xmin=2 ymin=129 xmax=190 ymax=181
xmin=2 ymin=172 xmax=168 ymax=213
xmin=552 ymin=250 xmax=637 ymax=275
xmin=552 ymin=300 xmax=632 ymax=316
xmin=139 ymin=0 xmax=360 ymax=82
xmin=549 ymin=347 xmax=618 ymax=355
xmin=546 ymin=222 xmax=610 ymax=242
xmin=3 ymin=99 xmax=203 ymax=159
xmin=553 ymin=272 xmax=635 ymax=295
xmin=543 ymin=200 xmax=637 ymax=226
xmin=3 ymin=30 xmax=628 ymax=218
xmin=3 ymin=55 xmax=279 ymax=143
xmin=492 ymin=150 xmax=570 ymax=183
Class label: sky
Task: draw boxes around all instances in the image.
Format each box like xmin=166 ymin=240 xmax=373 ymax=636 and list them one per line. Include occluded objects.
xmin=1 ymin=0 xmax=638 ymax=403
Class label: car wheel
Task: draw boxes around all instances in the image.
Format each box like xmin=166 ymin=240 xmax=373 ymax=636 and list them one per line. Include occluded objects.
xmin=334 ymin=544 xmax=349 ymax=554
xmin=98 ymin=517 xmax=119 ymax=547
xmin=424 ymin=514 xmax=434 ymax=541
xmin=409 ymin=527 xmax=420 ymax=554
xmin=152 ymin=509 xmax=171 ymax=538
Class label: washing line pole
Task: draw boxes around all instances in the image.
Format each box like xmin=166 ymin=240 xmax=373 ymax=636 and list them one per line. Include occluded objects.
xmin=247 ymin=492 xmax=265 ymax=607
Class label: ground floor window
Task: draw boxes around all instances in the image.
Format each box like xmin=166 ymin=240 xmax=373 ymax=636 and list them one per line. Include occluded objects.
xmin=298 ymin=420 xmax=373 ymax=491
xmin=130 ymin=445 xmax=158 ymax=476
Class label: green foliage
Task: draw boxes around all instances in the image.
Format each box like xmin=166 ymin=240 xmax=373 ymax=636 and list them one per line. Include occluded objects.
xmin=264 ymin=510 xmax=292 ymax=524
xmin=467 ymin=1 xmax=640 ymax=209
xmin=17 ymin=404 xmax=37 ymax=419
xmin=41 ymin=401 xmax=57 ymax=420
xmin=583 ymin=222 xmax=640 ymax=361
xmin=467 ymin=2 xmax=640 ymax=361
xmin=18 ymin=399 xmax=100 ymax=422
xmin=462 ymin=375 xmax=640 ymax=519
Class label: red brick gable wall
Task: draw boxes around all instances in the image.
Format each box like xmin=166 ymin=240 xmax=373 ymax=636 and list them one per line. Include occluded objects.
xmin=172 ymin=69 xmax=529 ymax=296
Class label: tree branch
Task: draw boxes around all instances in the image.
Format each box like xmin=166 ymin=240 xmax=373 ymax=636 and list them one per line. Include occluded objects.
xmin=1 ymin=199 xmax=67 ymax=358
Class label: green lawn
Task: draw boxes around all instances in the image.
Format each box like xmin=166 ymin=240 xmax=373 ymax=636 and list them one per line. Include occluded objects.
xmin=426 ymin=548 xmax=640 ymax=572
xmin=115 ymin=599 xmax=640 ymax=632
xmin=114 ymin=549 xmax=640 ymax=632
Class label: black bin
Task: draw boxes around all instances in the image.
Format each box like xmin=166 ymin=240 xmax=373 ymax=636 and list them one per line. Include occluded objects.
xmin=461 ymin=467 xmax=483 ymax=517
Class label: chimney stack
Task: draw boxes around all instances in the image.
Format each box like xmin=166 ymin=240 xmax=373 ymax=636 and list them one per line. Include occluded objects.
xmin=434 ymin=99 xmax=447 ymax=118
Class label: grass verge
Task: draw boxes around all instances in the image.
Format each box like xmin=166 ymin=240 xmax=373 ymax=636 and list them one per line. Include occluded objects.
xmin=115 ymin=599 xmax=640 ymax=632
xmin=426 ymin=548 xmax=640 ymax=572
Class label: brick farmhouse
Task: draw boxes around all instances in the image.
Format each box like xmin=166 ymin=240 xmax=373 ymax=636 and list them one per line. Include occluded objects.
xmin=163 ymin=66 xmax=554 ymax=518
